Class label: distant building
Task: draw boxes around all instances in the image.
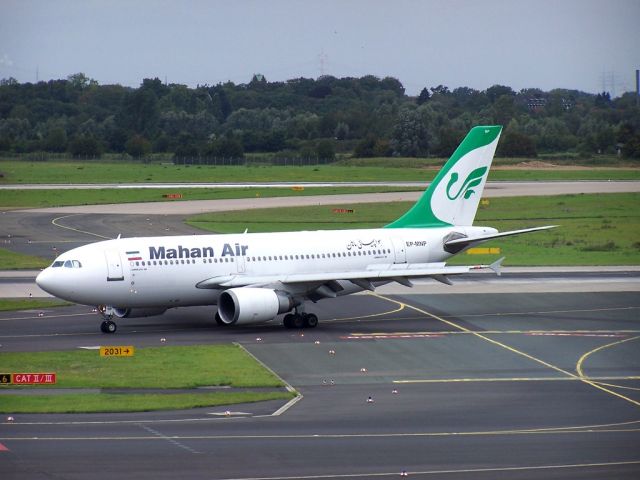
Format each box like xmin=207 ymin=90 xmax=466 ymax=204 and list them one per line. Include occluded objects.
xmin=527 ymin=97 xmax=546 ymax=111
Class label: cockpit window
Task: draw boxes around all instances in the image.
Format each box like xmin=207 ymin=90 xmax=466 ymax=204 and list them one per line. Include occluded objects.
xmin=53 ymin=259 xmax=82 ymax=268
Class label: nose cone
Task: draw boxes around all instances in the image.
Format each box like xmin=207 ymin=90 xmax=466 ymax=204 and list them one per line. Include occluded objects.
xmin=36 ymin=269 xmax=56 ymax=296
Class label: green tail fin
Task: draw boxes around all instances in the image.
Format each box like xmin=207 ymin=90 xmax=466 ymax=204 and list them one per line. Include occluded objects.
xmin=385 ymin=125 xmax=502 ymax=228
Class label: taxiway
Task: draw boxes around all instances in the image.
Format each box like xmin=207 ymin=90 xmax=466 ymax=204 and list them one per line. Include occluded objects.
xmin=1 ymin=289 xmax=639 ymax=479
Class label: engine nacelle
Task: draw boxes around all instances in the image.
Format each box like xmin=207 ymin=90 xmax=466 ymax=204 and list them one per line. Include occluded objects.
xmin=112 ymin=307 xmax=167 ymax=318
xmin=217 ymin=288 xmax=295 ymax=325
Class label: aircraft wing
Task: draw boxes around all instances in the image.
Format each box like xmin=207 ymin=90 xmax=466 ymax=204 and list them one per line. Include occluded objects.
xmin=195 ymin=258 xmax=504 ymax=290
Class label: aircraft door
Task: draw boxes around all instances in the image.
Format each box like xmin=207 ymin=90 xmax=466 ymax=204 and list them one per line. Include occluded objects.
xmin=391 ymin=238 xmax=407 ymax=264
xmin=236 ymin=254 xmax=246 ymax=273
xmin=105 ymin=250 xmax=124 ymax=281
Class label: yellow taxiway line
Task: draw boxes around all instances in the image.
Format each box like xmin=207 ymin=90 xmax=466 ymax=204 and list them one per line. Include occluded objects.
xmin=370 ymin=292 xmax=640 ymax=408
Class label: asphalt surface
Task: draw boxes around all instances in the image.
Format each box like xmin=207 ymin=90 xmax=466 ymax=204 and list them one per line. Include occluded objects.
xmin=1 ymin=290 xmax=639 ymax=479
xmin=1 ymin=184 xmax=639 ymax=479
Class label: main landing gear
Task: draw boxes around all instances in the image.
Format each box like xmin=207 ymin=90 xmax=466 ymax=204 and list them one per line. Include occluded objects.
xmin=97 ymin=305 xmax=117 ymax=334
xmin=283 ymin=312 xmax=318 ymax=329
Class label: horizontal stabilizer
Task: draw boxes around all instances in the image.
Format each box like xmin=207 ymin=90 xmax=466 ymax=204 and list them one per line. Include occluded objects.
xmin=444 ymin=225 xmax=556 ymax=251
xmin=488 ymin=256 xmax=505 ymax=276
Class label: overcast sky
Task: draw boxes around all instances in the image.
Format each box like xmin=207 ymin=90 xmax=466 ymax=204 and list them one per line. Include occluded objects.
xmin=1 ymin=0 xmax=638 ymax=96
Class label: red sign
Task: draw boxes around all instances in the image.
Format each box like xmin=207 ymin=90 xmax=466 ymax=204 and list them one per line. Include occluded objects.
xmin=11 ymin=373 xmax=57 ymax=384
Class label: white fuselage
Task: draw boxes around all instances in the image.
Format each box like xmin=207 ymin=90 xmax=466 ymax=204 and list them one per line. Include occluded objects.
xmin=36 ymin=225 xmax=496 ymax=309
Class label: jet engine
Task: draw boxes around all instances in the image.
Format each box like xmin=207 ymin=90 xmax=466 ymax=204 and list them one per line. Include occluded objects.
xmin=217 ymin=288 xmax=296 ymax=325
xmin=112 ymin=307 xmax=168 ymax=318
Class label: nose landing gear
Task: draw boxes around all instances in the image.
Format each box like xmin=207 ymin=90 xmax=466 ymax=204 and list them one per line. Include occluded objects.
xmin=97 ymin=305 xmax=117 ymax=334
xmin=100 ymin=320 xmax=117 ymax=334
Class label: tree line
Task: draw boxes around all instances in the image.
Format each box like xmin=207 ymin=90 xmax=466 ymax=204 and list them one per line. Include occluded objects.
xmin=0 ymin=72 xmax=639 ymax=161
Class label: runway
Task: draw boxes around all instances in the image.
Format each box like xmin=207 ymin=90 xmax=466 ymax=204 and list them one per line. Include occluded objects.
xmin=1 ymin=289 xmax=639 ymax=479
xmin=9 ymin=180 xmax=640 ymax=215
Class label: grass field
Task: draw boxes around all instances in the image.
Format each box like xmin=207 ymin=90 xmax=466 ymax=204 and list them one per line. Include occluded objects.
xmin=1 ymin=160 xmax=638 ymax=184
xmin=0 ymin=186 xmax=421 ymax=209
xmin=0 ymin=391 xmax=293 ymax=414
xmin=0 ymin=345 xmax=293 ymax=413
xmin=0 ymin=344 xmax=283 ymax=388
xmin=0 ymin=247 xmax=50 ymax=269
xmin=187 ymin=192 xmax=640 ymax=266
xmin=0 ymin=298 xmax=70 ymax=311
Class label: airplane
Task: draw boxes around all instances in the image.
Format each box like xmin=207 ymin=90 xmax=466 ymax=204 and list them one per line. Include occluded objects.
xmin=36 ymin=125 xmax=554 ymax=333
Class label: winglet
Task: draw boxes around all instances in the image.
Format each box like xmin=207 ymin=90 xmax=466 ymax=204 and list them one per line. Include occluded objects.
xmin=488 ymin=256 xmax=505 ymax=276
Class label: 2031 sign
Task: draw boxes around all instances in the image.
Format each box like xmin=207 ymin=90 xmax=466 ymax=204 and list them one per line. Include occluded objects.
xmin=100 ymin=346 xmax=135 ymax=357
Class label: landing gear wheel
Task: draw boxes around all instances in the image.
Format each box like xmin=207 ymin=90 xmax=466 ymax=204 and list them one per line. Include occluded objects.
xmin=100 ymin=320 xmax=117 ymax=334
xmin=283 ymin=313 xmax=295 ymax=329
xmin=303 ymin=313 xmax=318 ymax=328
xmin=292 ymin=314 xmax=304 ymax=329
